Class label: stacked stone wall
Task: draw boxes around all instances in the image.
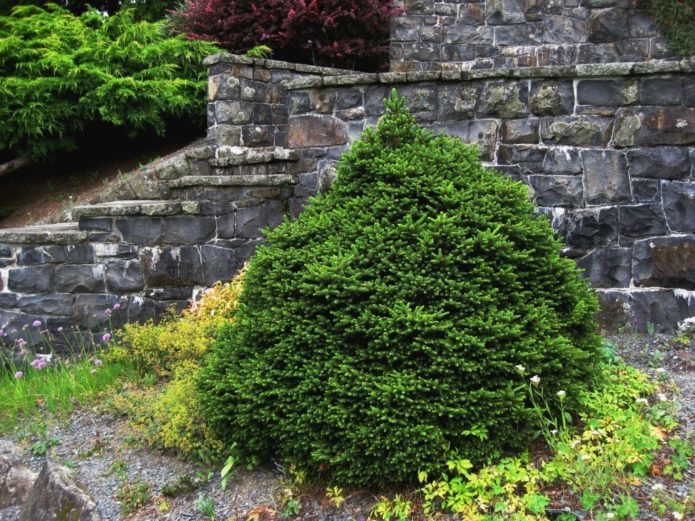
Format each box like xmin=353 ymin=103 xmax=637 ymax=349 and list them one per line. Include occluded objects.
xmin=390 ymin=0 xmax=673 ymax=72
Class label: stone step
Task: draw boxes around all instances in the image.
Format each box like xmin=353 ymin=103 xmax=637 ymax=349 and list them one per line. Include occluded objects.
xmin=169 ymin=174 xmax=296 ymax=189
xmin=71 ymin=200 xmax=200 ymax=220
xmin=210 ymin=146 xmax=300 ymax=167
xmin=0 ymin=223 xmax=87 ymax=245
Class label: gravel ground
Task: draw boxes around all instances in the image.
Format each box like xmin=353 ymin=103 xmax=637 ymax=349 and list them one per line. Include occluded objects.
xmin=1 ymin=333 xmax=693 ymax=521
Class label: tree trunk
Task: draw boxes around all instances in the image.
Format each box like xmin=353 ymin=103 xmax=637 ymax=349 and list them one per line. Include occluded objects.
xmin=0 ymin=158 xmax=31 ymax=177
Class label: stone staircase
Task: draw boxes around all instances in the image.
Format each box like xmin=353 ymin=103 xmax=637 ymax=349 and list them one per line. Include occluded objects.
xmin=0 ymin=143 xmax=310 ymax=350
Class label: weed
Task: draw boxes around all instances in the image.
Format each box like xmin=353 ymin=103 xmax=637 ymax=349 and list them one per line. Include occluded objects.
xmin=30 ymin=436 xmax=60 ymax=456
xmin=117 ymin=477 xmax=150 ymax=515
xmin=194 ymin=493 xmax=216 ymax=520
xmin=664 ymin=437 xmax=693 ymax=480
xmin=161 ymin=474 xmax=200 ymax=497
xmin=107 ymin=460 xmax=128 ymax=480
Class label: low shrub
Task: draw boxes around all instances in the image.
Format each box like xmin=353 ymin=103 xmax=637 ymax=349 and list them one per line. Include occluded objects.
xmin=0 ymin=5 xmax=217 ymax=161
xmin=650 ymin=0 xmax=695 ymax=57
xmin=108 ymin=272 xmax=244 ymax=462
xmin=172 ymin=0 xmax=399 ymax=71
xmin=198 ymin=92 xmax=603 ymax=486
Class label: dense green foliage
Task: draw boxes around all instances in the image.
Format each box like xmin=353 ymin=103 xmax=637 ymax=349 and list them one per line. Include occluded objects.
xmin=198 ymin=93 xmax=603 ymax=486
xmin=650 ymin=0 xmax=695 ymax=57
xmin=0 ymin=5 xmax=217 ymax=160
xmin=0 ymin=0 xmax=178 ymax=20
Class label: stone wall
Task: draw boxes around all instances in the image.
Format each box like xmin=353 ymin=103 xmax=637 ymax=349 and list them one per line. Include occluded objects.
xmin=390 ymin=0 xmax=674 ymax=72
xmin=0 ymin=144 xmax=321 ymax=352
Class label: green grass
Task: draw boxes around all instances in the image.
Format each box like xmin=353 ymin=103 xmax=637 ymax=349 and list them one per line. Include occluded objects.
xmin=0 ymin=352 xmax=135 ymax=432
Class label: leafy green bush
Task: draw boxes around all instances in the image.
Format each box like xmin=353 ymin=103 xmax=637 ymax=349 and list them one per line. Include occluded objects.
xmin=198 ymin=92 xmax=603 ymax=486
xmin=0 ymin=5 xmax=217 ymax=160
xmin=650 ymin=0 xmax=695 ymax=57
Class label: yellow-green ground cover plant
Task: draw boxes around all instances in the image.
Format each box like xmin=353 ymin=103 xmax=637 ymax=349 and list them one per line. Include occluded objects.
xmin=107 ymin=272 xmax=245 ymax=463
xmin=197 ymin=92 xmax=604 ymax=487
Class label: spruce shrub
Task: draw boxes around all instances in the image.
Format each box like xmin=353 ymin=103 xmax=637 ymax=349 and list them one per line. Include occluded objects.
xmin=198 ymin=92 xmax=603 ymax=486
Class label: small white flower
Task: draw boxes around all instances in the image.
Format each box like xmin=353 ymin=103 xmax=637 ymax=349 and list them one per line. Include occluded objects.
xmin=673 ymin=512 xmax=683 ymax=520
xmin=652 ymin=483 xmax=665 ymax=492
xmin=606 ymin=514 xmax=615 ymax=520
xmin=530 ymin=375 xmax=541 ymax=387
xmin=655 ymin=367 xmax=666 ymax=374
xmin=580 ymin=454 xmax=590 ymax=461
xmin=635 ymin=398 xmax=649 ymax=406
xmin=571 ymin=440 xmax=580 ymax=449
xmin=658 ymin=393 xmax=668 ymax=402
xmin=557 ymin=390 xmax=566 ymax=399
xmin=515 ymin=364 xmax=526 ymax=374
xmin=551 ymin=429 xmax=558 ymax=436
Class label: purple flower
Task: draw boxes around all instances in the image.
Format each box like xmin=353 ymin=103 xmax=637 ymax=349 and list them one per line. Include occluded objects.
xmin=30 ymin=359 xmax=46 ymax=370
xmin=102 ymin=332 xmax=111 ymax=343
xmin=0 ymin=329 xmax=4 ymax=337
xmin=14 ymin=371 xmax=23 ymax=379
xmin=32 ymin=320 xmax=41 ymax=328
xmin=17 ymin=338 xmax=27 ymax=349
xmin=94 ymin=359 xmax=103 ymax=366
xmin=113 ymin=303 xmax=121 ymax=311
xmin=10 ymin=329 xmax=17 ymax=334
xmin=104 ymin=308 xmax=112 ymax=317
xmin=57 ymin=327 xmax=64 ymax=333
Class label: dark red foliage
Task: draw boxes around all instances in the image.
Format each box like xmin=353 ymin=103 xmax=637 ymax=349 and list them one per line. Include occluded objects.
xmin=172 ymin=0 xmax=400 ymax=71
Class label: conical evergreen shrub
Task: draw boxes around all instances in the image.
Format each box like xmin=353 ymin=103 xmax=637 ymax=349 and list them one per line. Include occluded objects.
xmin=198 ymin=92 xmax=602 ymax=486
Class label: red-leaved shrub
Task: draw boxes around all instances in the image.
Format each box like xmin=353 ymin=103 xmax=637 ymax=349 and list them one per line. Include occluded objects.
xmin=172 ymin=0 xmax=400 ymax=71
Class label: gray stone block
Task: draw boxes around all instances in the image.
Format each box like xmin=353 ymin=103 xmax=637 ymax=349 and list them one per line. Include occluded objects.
xmin=287 ymin=116 xmax=348 ymax=148
xmin=116 ymin=217 xmax=164 ymax=245
xmin=561 ymin=207 xmax=619 ymax=251
xmin=0 ymin=245 xmax=11 ymax=258
xmin=528 ymin=175 xmax=584 ymax=206
xmin=18 ymin=294 xmax=73 ymax=316
xmin=541 ymin=116 xmax=612 ymax=146
xmin=200 ymin=245 xmax=241 ymax=285
xmin=633 ymin=236 xmax=695 ymax=289
xmin=627 ymin=147 xmax=691 ymax=179
xmin=161 ymin=217 xmax=216 ymax=245
xmin=577 ymin=79 xmax=638 ymax=106
xmin=587 ymin=7 xmax=628 ymax=43
xmin=614 ymin=107 xmax=695 ymax=147
xmin=55 ymin=265 xmax=106 ymax=293
xmin=476 ymin=81 xmax=528 ymax=118
xmin=17 ymin=246 xmax=66 ymax=266
xmin=630 ymin=290 xmax=690 ymax=333
xmin=684 ymin=76 xmax=695 ymax=106
xmin=596 ymin=289 xmax=631 ymax=333
xmin=500 ymin=119 xmax=539 ymax=144
xmin=73 ymin=294 xmax=121 ymax=329
xmin=0 ymin=293 xmax=17 ymax=309
xmin=8 ymin=266 xmax=55 ymax=293
xmin=543 ymin=148 xmax=583 ymax=175
xmin=530 ymin=81 xmax=574 ymax=116
xmin=576 ymin=247 xmax=631 ymax=288
xmin=581 ymin=149 xmax=631 ymax=205
xmin=631 ymin=178 xmax=660 ymax=203
xmin=438 ymin=84 xmax=480 ymax=120
xmin=431 ymin=120 xmax=499 ymax=161
xmin=640 ymin=77 xmax=682 ymax=106
xmin=140 ymin=246 xmax=204 ymax=287
xmin=336 ymin=88 xmax=364 ymax=110
xmin=105 ymin=260 xmax=145 ymax=293
xmin=619 ymin=204 xmax=668 ymax=239
xmin=486 ymin=0 xmax=525 ymax=25
xmin=662 ymin=181 xmax=695 ymax=233
xmin=65 ymin=244 xmax=95 ymax=264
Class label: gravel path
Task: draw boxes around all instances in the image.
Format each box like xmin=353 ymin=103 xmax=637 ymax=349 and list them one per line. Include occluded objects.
xmin=1 ymin=333 xmax=693 ymax=521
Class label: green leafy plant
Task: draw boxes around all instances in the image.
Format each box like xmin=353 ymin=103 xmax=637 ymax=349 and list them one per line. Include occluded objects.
xmin=650 ymin=0 xmax=695 ymax=57
xmin=244 ymin=44 xmax=273 ymax=59
xmin=0 ymin=5 xmax=218 ymax=160
xmin=194 ymin=493 xmax=216 ymax=520
xmin=199 ymin=91 xmax=602 ymax=486
xmin=117 ymin=477 xmax=151 ymax=515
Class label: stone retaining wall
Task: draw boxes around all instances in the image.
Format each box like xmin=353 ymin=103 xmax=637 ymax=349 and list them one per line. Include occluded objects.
xmin=390 ymin=0 xmax=673 ymax=72
xmin=205 ymin=54 xmax=695 ymax=332
xmin=0 ymin=146 xmax=322 ymax=351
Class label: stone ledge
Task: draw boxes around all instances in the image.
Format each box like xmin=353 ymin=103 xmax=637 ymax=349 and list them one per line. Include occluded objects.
xmin=203 ymin=52 xmax=352 ymax=76
xmin=283 ymin=60 xmax=695 ymax=90
xmin=0 ymin=223 xmax=87 ymax=245
xmin=71 ymin=200 xmax=200 ymax=219
xmin=212 ymin=146 xmax=300 ymax=167
xmin=169 ymin=174 xmax=296 ymax=188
